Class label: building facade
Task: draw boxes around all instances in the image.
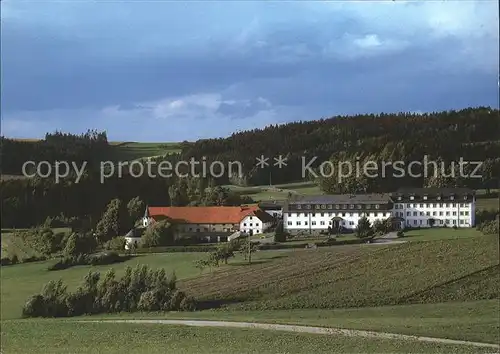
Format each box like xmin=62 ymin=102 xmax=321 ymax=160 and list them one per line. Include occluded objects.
xmin=142 ymin=205 xmax=274 ymax=238
xmin=283 ymin=188 xmax=475 ymax=234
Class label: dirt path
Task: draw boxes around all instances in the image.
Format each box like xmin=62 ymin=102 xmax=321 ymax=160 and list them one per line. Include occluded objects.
xmin=79 ymin=319 xmax=499 ymax=349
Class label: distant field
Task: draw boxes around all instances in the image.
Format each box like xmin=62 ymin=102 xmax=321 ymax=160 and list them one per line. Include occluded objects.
xmin=226 ymin=181 xmax=322 ymax=201
xmin=106 ymin=142 xmax=183 ymax=161
xmin=402 ymin=227 xmax=483 ymax=242
xmin=3 ymin=320 xmax=491 ymax=354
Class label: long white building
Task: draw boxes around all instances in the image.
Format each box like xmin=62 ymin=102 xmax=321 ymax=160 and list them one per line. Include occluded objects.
xmin=283 ymin=188 xmax=475 ymax=234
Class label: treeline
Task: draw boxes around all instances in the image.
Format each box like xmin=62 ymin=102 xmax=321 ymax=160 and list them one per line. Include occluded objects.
xmin=1 ymin=172 xmax=252 ymax=228
xmin=177 ymin=107 xmax=500 ymax=189
xmin=1 ymin=130 xmax=109 ymax=175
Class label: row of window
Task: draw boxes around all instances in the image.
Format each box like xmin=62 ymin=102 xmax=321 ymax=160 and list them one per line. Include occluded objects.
xmin=406 ymin=219 xmax=469 ymax=225
xmin=242 ymin=223 xmax=260 ymax=227
xmin=294 ymin=203 xmax=381 ymax=210
xmin=287 ymin=220 xmax=356 ymax=226
xmin=395 ymin=211 xmax=470 ymax=217
xmin=394 ymin=203 xmax=470 ymax=209
xmin=287 ymin=212 xmax=391 ymax=218
xmin=397 ymin=195 xmax=468 ymax=201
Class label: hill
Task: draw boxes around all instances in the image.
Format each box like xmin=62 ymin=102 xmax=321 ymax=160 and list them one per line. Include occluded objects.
xmin=179 ymin=235 xmax=499 ymax=310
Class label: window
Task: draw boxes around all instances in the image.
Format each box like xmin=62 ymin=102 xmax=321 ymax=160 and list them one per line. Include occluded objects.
xmin=315 ymin=205 xmax=320 ymax=209
xmin=350 ymin=204 xmax=354 ymax=209
xmin=420 ymin=212 xmax=424 ymax=216
xmin=343 ymin=204 xmax=348 ymax=209
xmin=413 ymin=212 xmax=417 ymax=216
xmin=437 ymin=195 xmax=441 ymax=200
xmin=440 ymin=203 xmax=444 ymax=208
xmin=357 ymin=204 xmax=362 ymax=209
xmin=375 ymin=204 xmax=380 ymax=209
xmin=410 ymin=204 xmax=414 ymax=208
xmin=407 ymin=212 xmax=411 ymax=216
xmin=446 ymin=219 xmax=450 ymax=224
xmin=342 ymin=213 xmax=346 ymax=217
xmin=410 ymin=196 xmax=414 ymax=200
xmin=440 ymin=220 xmax=444 ymax=225
xmin=288 ymin=213 xmax=291 ymax=217
xmin=395 ymin=204 xmax=399 ymax=209
xmin=398 ymin=196 xmax=402 ymax=200
xmin=413 ymin=220 xmax=417 ymax=225
xmin=312 ymin=213 xmax=316 ymax=217
xmin=327 ymin=204 xmax=332 ymax=209
xmin=335 ymin=204 xmax=340 ymax=209
xmin=306 ymin=204 xmax=312 ymax=209
xmin=243 ymin=223 xmax=247 ymax=226
xmin=250 ymin=216 xmax=253 ymax=220
xmin=452 ymin=203 xmax=457 ymax=208
xmin=321 ymin=204 xmax=326 ymax=209
xmin=256 ymin=223 xmax=259 ymax=227
xmin=328 ymin=213 xmax=332 ymax=217
xmin=463 ymin=195 xmax=468 ymax=200
xmin=320 ymin=213 xmax=324 ymax=217
xmin=439 ymin=211 xmax=443 ymax=216
xmin=255 ymin=230 xmax=260 ymax=233
xmin=297 ymin=204 xmax=302 ymax=209
xmin=452 ymin=211 xmax=457 ymax=216
xmin=450 ymin=195 xmax=454 ymax=200
xmin=249 ymin=223 xmax=253 ymax=226
xmin=460 ymin=211 xmax=464 ymax=216
xmin=452 ymin=220 xmax=456 ymax=224
xmin=370 ymin=213 xmax=375 ymax=217
xmin=423 ymin=196 xmax=427 ymax=200
xmin=433 ymin=203 xmax=437 ymax=208
xmin=460 ymin=220 xmax=464 ymax=224
xmin=426 ymin=211 xmax=430 ymax=216
xmin=446 ymin=211 xmax=450 ymax=216
xmin=296 ymin=221 xmax=301 ymax=226
xmin=419 ymin=220 xmax=422 ymax=225
xmin=287 ymin=221 xmax=292 ymax=225
xmin=305 ymin=221 xmax=308 ymax=225
xmin=312 ymin=221 xmax=316 ymax=225
xmin=406 ymin=204 xmax=411 ymax=208
xmin=465 ymin=211 xmax=469 ymax=216
xmin=419 ymin=203 xmax=424 ymax=207
xmin=367 ymin=204 xmax=372 ymax=209
xmin=350 ymin=221 xmax=354 ymax=225
xmin=320 ymin=221 xmax=325 ymax=225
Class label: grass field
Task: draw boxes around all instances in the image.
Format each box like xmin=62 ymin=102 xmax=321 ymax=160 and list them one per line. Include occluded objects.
xmin=1 ymin=231 xmax=499 ymax=353
xmin=179 ymin=235 xmax=499 ymax=311
xmin=95 ymin=299 xmax=499 ymax=344
xmin=401 ymin=227 xmax=484 ymax=242
xmin=3 ymin=320 xmax=492 ymax=354
xmin=0 ymin=249 xmax=294 ymax=320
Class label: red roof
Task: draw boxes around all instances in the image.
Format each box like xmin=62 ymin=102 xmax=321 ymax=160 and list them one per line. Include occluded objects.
xmin=147 ymin=205 xmax=271 ymax=224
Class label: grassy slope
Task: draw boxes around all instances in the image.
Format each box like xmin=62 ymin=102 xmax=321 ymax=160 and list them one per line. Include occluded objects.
xmin=95 ymin=299 xmax=499 ymax=344
xmin=1 ymin=228 xmax=72 ymax=258
xmin=1 ymin=321 xmax=494 ymax=354
xmin=179 ymin=235 xmax=499 ymax=310
xmin=0 ymin=250 xmax=293 ymax=320
xmin=401 ymin=227 xmax=483 ymax=242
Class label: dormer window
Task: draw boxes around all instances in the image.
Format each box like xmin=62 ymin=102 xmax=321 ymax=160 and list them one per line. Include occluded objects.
xmin=437 ymin=195 xmax=441 ymax=200
xmin=315 ymin=205 xmax=320 ymax=209
xmin=306 ymin=204 xmax=311 ymax=209
xmin=410 ymin=196 xmax=414 ymax=200
xmin=423 ymin=196 xmax=427 ymax=200
xmin=398 ymin=196 xmax=402 ymax=200
xmin=349 ymin=204 xmax=354 ymax=209
xmin=375 ymin=204 xmax=380 ymax=209
xmin=321 ymin=204 xmax=326 ymax=209
xmin=463 ymin=195 xmax=467 ymax=200
xmin=450 ymin=195 xmax=454 ymax=200
xmin=297 ymin=204 xmax=302 ymax=209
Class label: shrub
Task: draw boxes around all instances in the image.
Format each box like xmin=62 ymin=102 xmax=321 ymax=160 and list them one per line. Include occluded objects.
xmin=477 ymin=219 xmax=499 ymax=236
xmin=48 ymin=252 xmax=131 ymax=271
xmin=105 ymin=236 xmax=127 ymax=251
xmin=397 ymin=231 xmax=405 ymax=238
xmin=22 ymin=294 xmax=46 ymax=318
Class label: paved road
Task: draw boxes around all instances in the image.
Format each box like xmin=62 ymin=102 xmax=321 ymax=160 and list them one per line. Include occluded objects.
xmin=78 ymin=319 xmax=500 ymax=349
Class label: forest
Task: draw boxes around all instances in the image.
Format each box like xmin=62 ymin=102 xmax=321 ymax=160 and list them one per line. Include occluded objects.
xmin=1 ymin=107 xmax=499 ymax=228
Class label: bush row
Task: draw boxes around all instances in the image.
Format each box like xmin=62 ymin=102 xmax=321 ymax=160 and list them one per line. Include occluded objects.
xmin=134 ymin=245 xmax=219 ymax=254
xmin=48 ymin=251 xmax=132 ymax=271
xmin=22 ymin=265 xmax=196 ymax=318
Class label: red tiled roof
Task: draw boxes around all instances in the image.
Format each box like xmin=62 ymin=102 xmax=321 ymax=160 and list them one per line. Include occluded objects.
xmin=147 ymin=205 xmax=269 ymax=224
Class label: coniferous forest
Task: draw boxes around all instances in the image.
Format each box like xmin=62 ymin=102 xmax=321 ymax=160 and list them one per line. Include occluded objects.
xmin=1 ymin=107 xmax=499 ymax=228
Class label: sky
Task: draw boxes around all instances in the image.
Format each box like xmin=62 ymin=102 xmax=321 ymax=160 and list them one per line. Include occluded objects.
xmin=1 ymin=0 xmax=498 ymax=142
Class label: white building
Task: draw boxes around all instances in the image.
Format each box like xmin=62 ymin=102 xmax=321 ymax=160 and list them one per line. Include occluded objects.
xmin=283 ymin=188 xmax=475 ymax=234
